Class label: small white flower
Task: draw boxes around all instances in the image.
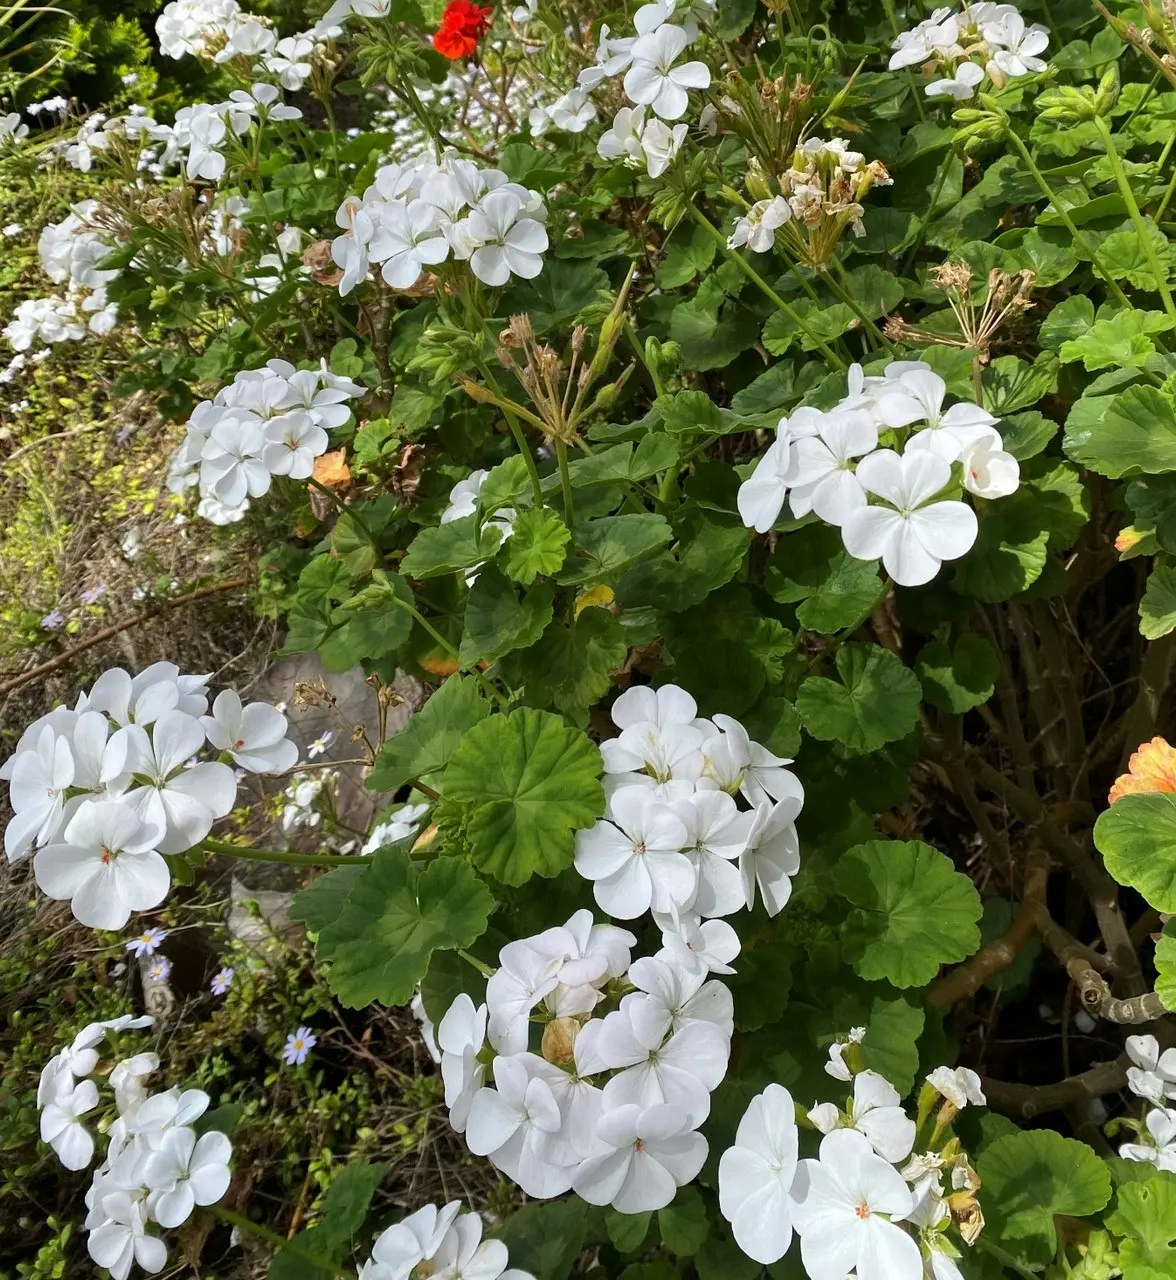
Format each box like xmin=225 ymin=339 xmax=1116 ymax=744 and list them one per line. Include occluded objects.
xmin=728 ymin=197 xmax=791 ymax=252
xmin=926 ymin=61 xmax=986 ymax=100
xmin=201 ymin=689 xmax=299 ymax=773
xmin=143 ymin=1126 xmax=233 ymax=1226
xmin=960 ymin=434 xmax=1020 ymax=498
xmin=572 ymin=1102 xmax=707 ymax=1212
xmin=719 ymin=1084 xmax=799 ymax=1264
xmin=841 ymin=449 xmax=978 ymax=587
xmin=809 ymin=1070 xmax=917 ymax=1163
xmin=624 ymin=25 xmax=711 ymax=121
xmin=463 ymin=190 xmax=549 ymax=287
xmin=640 ymin=118 xmax=688 ymax=178
xmin=40 ymin=1077 xmax=99 ymax=1169
xmin=926 ymin=1065 xmax=986 ymax=1109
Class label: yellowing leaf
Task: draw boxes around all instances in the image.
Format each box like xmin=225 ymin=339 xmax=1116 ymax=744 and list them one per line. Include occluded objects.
xmin=575 ymin=584 xmax=615 ymax=616
xmin=1109 ymin=736 xmax=1176 ymax=804
xmin=313 ymin=449 xmax=352 ymax=490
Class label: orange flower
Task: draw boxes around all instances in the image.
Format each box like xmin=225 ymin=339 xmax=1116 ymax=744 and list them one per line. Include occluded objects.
xmin=1108 ymin=736 xmax=1176 ymax=803
xmin=432 ymin=0 xmax=492 ymax=59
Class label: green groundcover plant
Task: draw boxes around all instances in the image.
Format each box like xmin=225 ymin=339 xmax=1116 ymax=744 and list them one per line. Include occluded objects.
xmin=13 ymin=0 xmax=1176 ymax=1276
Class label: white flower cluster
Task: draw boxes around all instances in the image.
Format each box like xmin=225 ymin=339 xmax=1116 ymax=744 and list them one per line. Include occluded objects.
xmin=2 ymin=663 xmax=299 ymax=927
xmin=39 ymin=1015 xmax=233 ymax=1280
xmin=437 ymin=908 xmax=727 ymax=1211
xmin=1 ymin=110 xmax=29 ymax=146
xmin=889 ymin=3 xmax=1049 ymax=100
xmin=332 ymin=151 xmax=549 ymax=294
xmin=1120 ymin=1034 xmax=1176 ymax=1172
xmin=2 ymin=201 xmax=120 ymax=352
xmin=738 ymin=360 xmax=1021 ymax=587
xmin=174 ymin=84 xmax=302 ymax=182
xmin=167 ymin=358 xmax=364 ymax=524
xmin=718 ymin=1048 xmax=985 ymax=1277
xmin=586 ymin=0 xmax=713 ymax=177
xmin=728 ymin=138 xmax=891 ymax=253
xmin=575 ymin=683 xmax=803 ymax=930
xmin=156 ymin=0 xmax=244 ymax=59
xmin=358 ymin=1201 xmax=535 ymax=1280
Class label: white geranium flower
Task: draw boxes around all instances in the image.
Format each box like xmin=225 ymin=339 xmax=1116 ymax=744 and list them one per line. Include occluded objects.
xmin=926 ymin=1065 xmax=986 ymax=1109
xmin=572 ymin=1102 xmax=707 ymax=1212
xmin=664 ymin=790 xmax=750 ymax=917
xmin=200 ymin=690 xmax=299 ymax=773
xmin=623 ymin=953 xmax=734 ymax=1042
xmin=809 ymin=1070 xmax=917 ymax=1163
xmin=879 ymin=368 xmax=999 ymax=453
xmin=438 ymin=994 xmax=489 ymax=1131
xmin=549 ymin=88 xmax=597 ymax=133
xmin=641 ymin=118 xmax=687 ymax=177
xmin=786 ymin=410 xmax=879 ymax=525
xmin=463 ymin=190 xmax=548 ymax=286
xmin=825 ymin=1027 xmax=866 ymax=1081
xmin=590 ymin=1001 xmax=728 ymax=1125
xmin=1120 ymin=1105 xmax=1176 ymax=1172
xmin=34 ymin=800 xmax=169 ymax=929
xmin=719 ymin=1084 xmax=799 ymax=1264
xmin=740 ymin=795 xmax=802 ymax=916
xmin=653 ymin=909 xmax=741 ymax=975
xmin=926 ymin=61 xmax=985 ymax=100
xmin=261 ymin=411 xmax=328 ymax=479
xmin=464 ymin=1053 xmax=575 ymax=1197
xmin=599 ymin=689 xmax=705 ymax=792
xmin=574 ymin=787 xmax=695 ymax=919
xmin=87 ymin=1192 xmax=168 ymax=1280
xmin=728 ymin=197 xmax=792 ymax=252
xmin=985 ymin=12 xmax=1049 ymax=76
xmin=624 ymin=25 xmax=711 ymax=121
xmin=372 ymin=198 xmax=450 ymax=288
xmin=40 ymin=1077 xmax=99 ymax=1169
xmin=5 ymin=724 xmax=74 ymax=861
xmin=700 ymin=713 xmax=803 ymax=809
xmin=84 ymin=662 xmax=209 ymax=726
xmin=841 ymin=449 xmax=978 ymax=587
xmin=1126 ymin=1034 xmax=1176 ymax=1104
xmin=485 ymin=940 xmax=563 ymax=1055
xmin=888 ymin=11 xmax=961 ymax=69
xmin=960 ymin=434 xmax=1020 ymax=498
xmin=364 ymin=1202 xmax=463 ymax=1279
xmin=737 ymin=436 xmax=792 ymax=533
xmin=597 ymin=106 xmax=647 ymax=165
xmin=790 ymin=1129 xmax=922 ymax=1280
xmin=215 ymin=18 xmax=276 ymax=60
xmin=119 ymin=710 xmax=237 ymax=853
xmin=198 ymin=412 xmax=271 ymax=506
xmin=143 ymin=1127 xmax=233 ymax=1226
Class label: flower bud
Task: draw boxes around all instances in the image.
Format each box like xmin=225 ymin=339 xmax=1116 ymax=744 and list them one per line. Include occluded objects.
xmin=542 ymin=1017 xmax=579 ymax=1065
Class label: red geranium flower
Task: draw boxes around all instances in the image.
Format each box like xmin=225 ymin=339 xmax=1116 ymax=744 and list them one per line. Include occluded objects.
xmin=432 ymin=0 xmax=493 ymax=58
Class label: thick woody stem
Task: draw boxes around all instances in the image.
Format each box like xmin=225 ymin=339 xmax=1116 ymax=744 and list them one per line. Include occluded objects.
xmin=979 ymin=1057 xmax=1128 ymax=1120
xmin=1066 ymin=964 xmax=1168 ymax=1024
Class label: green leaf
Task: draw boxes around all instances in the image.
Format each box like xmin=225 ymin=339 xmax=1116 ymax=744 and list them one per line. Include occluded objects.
xmin=731 ymin=363 xmax=795 ymax=415
xmin=835 ymin=839 xmax=983 ymax=988
xmin=1155 ymin=922 xmax=1176 ymax=1013
xmin=459 ymin=569 xmax=553 ymax=666
xmin=1105 ymin=1177 xmax=1176 ymax=1279
xmin=283 ymin=556 xmax=352 ymax=655
xmin=502 ymin=261 xmax=608 ymax=335
xmin=999 ymin=410 xmax=1059 ymax=461
xmin=606 ymin=1208 xmax=652 ymax=1253
xmin=658 ymin=1186 xmax=709 ymax=1256
xmin=671 ymin=295 xmax=758 ymax=370
xmin=504 ymin=507 xmax=571 ymax=584
xmin=916 ymin=634 xmax=1000 ymax=713
xmin=978 ymin=1130 xmax=1112 ymax=1268
xmin=496 ymin=1199 xmax=592 ymax=1280
xmin=508 ymin=608 xmax=628 ymax=716
xmin=655 ymin=390 xmax=721 ymax=435
xmin=1141 ymin=565 xmax=1176 ymax=640
xmin=557 ymin=514 xmax=673 ymax=586
xmin=317 ymin=1158 xmax=389 ymax=1249
xmin=289 ymin=848 xmax=493 ymax=1008
xmin=289 ymin=865 xmax=365 ymax=934
xmin=401 ymin=515 xmax=503 ymax=579
xmin=951 ymin=502 xmax=1050 ymax=602
xmin=860 ymin=996 xmax=925 ymax=1096
xmin=795 ymin=643 xmax=922 ymax=754
xmin=318 ymin=574 xmax=415 ymax=672
xmin=442 ymin=708 xmax=604 ymax=885
xmin=367 ymin=675 xmax=490 ymax=793
xmin=728 ymin=921 xmax=793 ymax=1032
xmin=1039 ymin=294 xmax=1095 ymax=352
xmin=655 ymin=222 xmax=716 ymax=289
xmin=1094 ymin=792 xmax=1176 ymax=912
xmin=1060 ymin=309 xmax=1175 ymax=371
xmin=982 ymin=353 xmax=1058 ymax=415
xmin=1099 ymin=218 xmax=1176 ymax=291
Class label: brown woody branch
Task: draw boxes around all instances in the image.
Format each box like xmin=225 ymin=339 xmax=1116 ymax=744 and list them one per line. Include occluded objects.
xmin=0 ymin=573 xmax=254 ymax=699
xmin=979 ymin=1056 xmax=1128 ymax=1119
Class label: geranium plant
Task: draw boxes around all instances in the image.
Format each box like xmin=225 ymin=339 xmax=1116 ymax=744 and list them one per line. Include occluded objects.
xmin=9 ymin=0 xmax=1176 ymax=1274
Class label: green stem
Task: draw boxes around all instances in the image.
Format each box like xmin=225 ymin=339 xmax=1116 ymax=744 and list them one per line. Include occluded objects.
xmin=687 ymin=204 xmax=848 ymax=371
xmin=826 ymin=258 xmax=896 ymax=354
xmin=902 ymin=149 xmax=955 ymax=275
xmin=1003 ymin=125 xmax=1135 ymax=311
xmin=1157 ymin=158 xmax=1176 ymax=224
xmin=210 ymin=1207 xmax=356 ymax=1280
xmin=1094 ymin=113 xmax=1176 ymax=323
xmin=458 ymin=948 xmax=496 ymax=978
xmin=476 ymin=359 xmax=544 ymax=506
xmin=200 ymin=837 xmax=367 ymax=866
xmin=306 ymin=477 xmax=381 ymax=554
xmin=555 ymin=439 xmax=574 ymax=526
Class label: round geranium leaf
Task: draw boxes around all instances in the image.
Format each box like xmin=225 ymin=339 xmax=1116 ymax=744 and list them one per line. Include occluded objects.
xmin=1094 ymin=792 xmax=1176 ymax=912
